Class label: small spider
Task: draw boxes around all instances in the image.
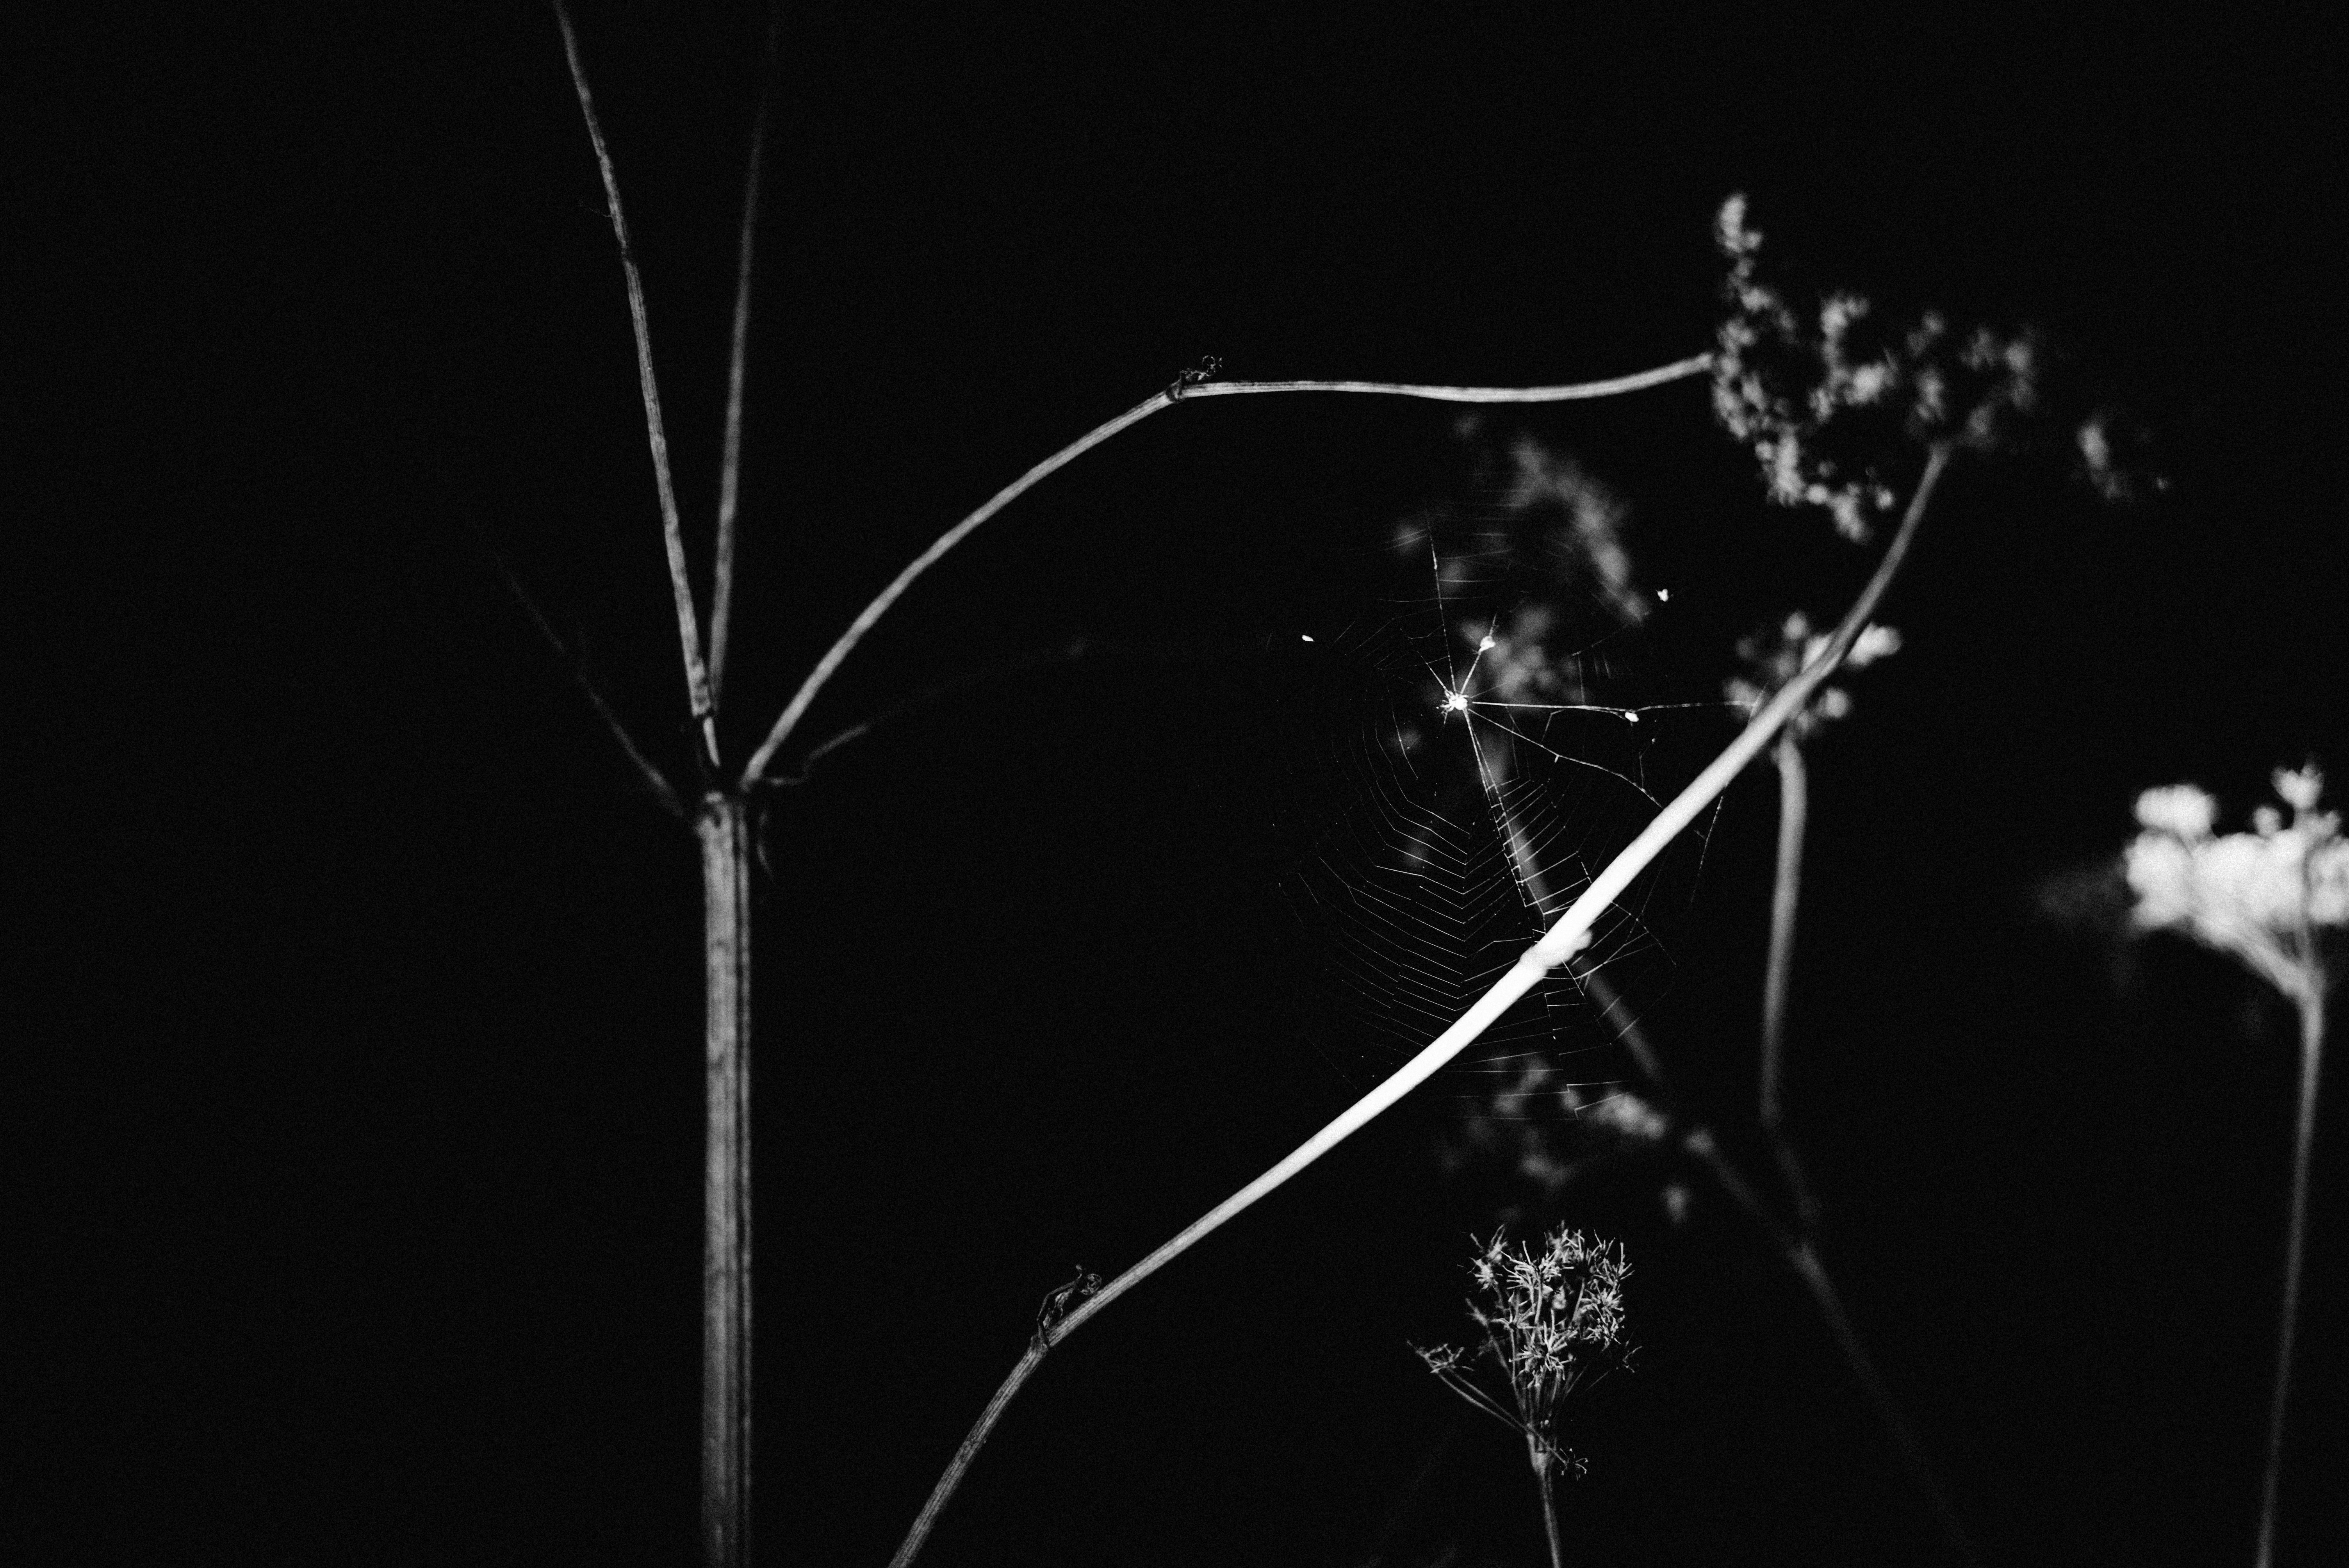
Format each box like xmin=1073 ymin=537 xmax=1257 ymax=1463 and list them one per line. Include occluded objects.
xmin=1034 ymin=1267 xmax=1102 ymax=1348
xmin=1167 ymin=355 xmax=1224 ymax=399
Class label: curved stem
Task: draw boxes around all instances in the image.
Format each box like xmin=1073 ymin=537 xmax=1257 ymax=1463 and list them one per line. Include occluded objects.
xmin=736 ymin=354 xmax=1714 ymax=788
xmin=1185 ymin=357 xmax=1715 ymax=406
xmin=886 ymin=444 xmax=1955 ymax=1568
xmin=1761 ymin=733 xmax=1822 ymax=1232
xmin=552 ymin=0 xmax=720 ymax=768
xmin=886 ymin=1342 xmax=1046 ymax=1568
xmin=2255 ymin=985 xmax=2325 ymax=1568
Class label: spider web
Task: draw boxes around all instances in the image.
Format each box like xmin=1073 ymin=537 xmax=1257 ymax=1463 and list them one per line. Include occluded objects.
xmin=1271 ymin=428 xmax=1734 ymax=1139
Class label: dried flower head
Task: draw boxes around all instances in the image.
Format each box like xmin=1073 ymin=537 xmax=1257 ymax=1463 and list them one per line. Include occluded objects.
xmin=1414 ymin=1226 xmax=1634 ymax=1479
xmin=1722 ymin=610 xmax=1901 ymax=741
xmin=1712 ymin=194 xmax=2046 ymax=541
xmin=2123 ymin=765 xmax=2347 ymax=1002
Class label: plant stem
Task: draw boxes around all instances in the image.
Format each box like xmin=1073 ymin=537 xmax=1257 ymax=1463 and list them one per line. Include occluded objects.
xmin=737 ymin=355 xmax=1714 ymax=786
xmin=885 ymin=445 xmax=1954 ymax=1568
xmin=886 ymin=1341 xmax=1046 ymax=1568
xmin=553 ymin=0 xmax=721 ymax=768
xmin=2255 ymin=984 xmax=2325 ymax=1568
xmin=699 ymin=793 xmax=754 ymax=1568
xmin=709 ymin=4 xmax=784 ymax=707
xmin=1760 ymin=732 xmax=1822 ymax=1232
xmin=1529 ymin=1437 xmax=1566 ymax=1568
xmin=1683 ymin=1128 xmax=1982 ymax=1568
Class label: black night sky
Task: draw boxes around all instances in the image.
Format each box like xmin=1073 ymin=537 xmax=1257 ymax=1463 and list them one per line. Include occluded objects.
xmin=13 ymin=5 xmax=2345 ymax=1566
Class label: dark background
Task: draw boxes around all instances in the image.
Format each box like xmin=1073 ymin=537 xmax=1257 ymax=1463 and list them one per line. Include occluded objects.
xmin=11 ymin=4 xmax=2344 ymax=1565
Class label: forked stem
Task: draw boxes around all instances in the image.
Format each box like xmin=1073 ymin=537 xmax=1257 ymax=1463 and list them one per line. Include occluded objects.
xmin=2255 ymin=983 xmax=2325 ymax=1568
xmin=887 ymin=445 xmax=1954 ymax=1568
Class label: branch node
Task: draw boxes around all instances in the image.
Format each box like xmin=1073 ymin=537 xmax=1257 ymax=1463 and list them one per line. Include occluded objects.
xmin=1167 ymin=354 xmax=1223 ymax=400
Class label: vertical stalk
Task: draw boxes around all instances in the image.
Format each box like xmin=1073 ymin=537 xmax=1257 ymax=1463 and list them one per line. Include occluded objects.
xmin=2255 ymin=984 xmax=2324 ymax=1568
xmin=1760 ymin=734 xmax=1821 ymax=1231
xmin=1759 ymin=734 xmax=1805 ymax=1125
xmin=1528 ymin=1437 xmax=1565 ymax=1568
xmin=699 ymin=792 xmax=754 ymax=1568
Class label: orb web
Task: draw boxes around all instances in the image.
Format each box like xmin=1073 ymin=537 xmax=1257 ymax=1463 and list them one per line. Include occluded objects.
xmin=1273 ymin=428 xmax=1735 ymax=1139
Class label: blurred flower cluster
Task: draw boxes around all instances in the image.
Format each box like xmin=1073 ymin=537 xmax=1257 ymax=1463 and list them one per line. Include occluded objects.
xmin=1416 ymin=1227 xmax=1635 ymax=1477
xmin=2124 ymin=765 xmax=2347 ymax=1002
xmin=1442 ymin=1058 xmax=1669 ymax=1203
xmin=1722 ymin=610 xmax=1903 ymax=741
xmin=1712 ymin=193 xmax=2045 ymax=540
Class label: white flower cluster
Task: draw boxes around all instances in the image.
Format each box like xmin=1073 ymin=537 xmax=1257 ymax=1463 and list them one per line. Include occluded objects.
xmin=2124 ymin=766 xmax=2347 ymax=1001
xmin=1722 ymin=610 xmax=1902 ymax=741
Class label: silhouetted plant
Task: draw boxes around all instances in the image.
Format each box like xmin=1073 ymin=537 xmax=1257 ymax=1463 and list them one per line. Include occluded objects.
xmin=2123 ymin=765 xmax=2343 ymax=1568
xmin=1416 ymin=1228 xmax=1636 ymax=1568
xmin=519 ymin=12 xmax=2129 ymax=1552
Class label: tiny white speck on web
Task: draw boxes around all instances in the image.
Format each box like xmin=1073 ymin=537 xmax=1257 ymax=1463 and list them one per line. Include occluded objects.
xmin=1273 ymin=428 xmax=1736 ymax=1132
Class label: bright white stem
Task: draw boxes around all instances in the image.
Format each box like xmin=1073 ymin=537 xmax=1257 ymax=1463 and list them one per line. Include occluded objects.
xmin=1057 ymin=445 xmax=1944 ymax=1336
xmin=886 ymin=448 xmax=1953 ymax=1568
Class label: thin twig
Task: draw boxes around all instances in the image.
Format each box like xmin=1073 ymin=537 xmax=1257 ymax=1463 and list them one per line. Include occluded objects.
xmin=1185 ymin=359 xmax=1714 ymax=404
xmin=552 ymin=0 xmax=720 ymax=768
xmin=2255 ymin=982 xmax=2326 ymax=1568
xmin=483 ymin=543 xmax=688 ymax=821
xmin=709 ymin=4 xmax=784 ymax=706
xmin=738 ymin=354 xmax=1715 ymax=788
xmin=1761 ymin=732 xmax=1823 ymax=1232
xmin=886 ymin=442 xmax=1953 ymax=1568
xmin=1682 ymin=1127 xmax=1983 ymax=1568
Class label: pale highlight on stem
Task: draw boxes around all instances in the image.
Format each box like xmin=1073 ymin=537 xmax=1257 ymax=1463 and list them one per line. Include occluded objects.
xmin=554 ymin=0 xmax=719 ymax=766
xmin=739 ymin=354 xmax=1715 ymax=788
xmin=1761 ymin=734 xmax=1805 ymax=1122
xmin=888 ymin=443 xmax=1955 ymax=1568
xmin=709 ymin=5 xmax=784 ymax=707
xmin=1761 ymin=733 xmax=1822 ymax=1231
